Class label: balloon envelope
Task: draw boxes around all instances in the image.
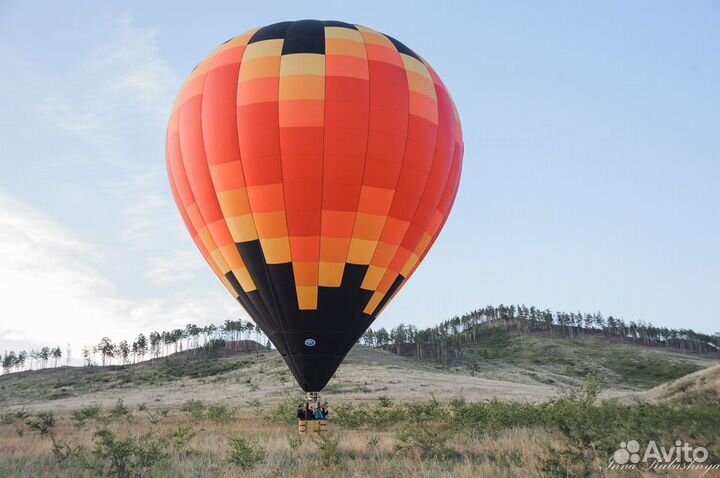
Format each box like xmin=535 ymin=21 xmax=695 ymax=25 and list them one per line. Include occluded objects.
xmin=167 ymin=20 xmax=463 ymax=391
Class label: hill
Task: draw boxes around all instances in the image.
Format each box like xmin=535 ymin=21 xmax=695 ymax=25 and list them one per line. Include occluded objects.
xmin=1 ymin=327 xmax=717 ymax=411
xmin=645 ymin=363 xmax=720 ymax=404
xmin=0 ymin=343 xmax=561 ymax=411
xmin=383 ymin=326 xmax=717 ymax=389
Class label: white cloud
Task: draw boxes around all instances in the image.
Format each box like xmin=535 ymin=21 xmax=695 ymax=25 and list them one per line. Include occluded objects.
xmin=33 ymin=15 xmax=179 ymax=152
xmin=107 ymin=168 xmax=206 ymax=286
xmin=145 ymin=250 xmax=205 ymax=285
xmin=109 ymin=170 xmax=179 ymax=249
xmin=0 ymin=191 xmax=242 ymax=354
xmin=0 ymin=16 xmax=242 ymax=355
xmin=105 ymin=18 xmax=177 ymax=120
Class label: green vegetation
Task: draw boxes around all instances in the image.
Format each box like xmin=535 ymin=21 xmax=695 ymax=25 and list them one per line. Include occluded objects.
xmin=312 ymin=431 xmax=341 ymax=467
xmin=4 ymin=371 xmax=719 ymax=478
xmin=362 ymin=304 xmax=720 ymax=364
xmin=0 ymin=353 xmax=264 ymax=404
xmin=3 ymin=304 xmax=717 ymax=384
xmin=206 ymin=403 xmax=235 ymax=423
xmin=396 ymin=424 xmax=457 ymax=460
xmin=365 ymin=314 xmax=716 ymax=389
xmin=180 ymin=399 xmax=206 ymax=420
xmin=85 ymin=428 xmax=170 ymax=478
xmin=71 ymin=405 xmax=102 ymax=425
xmin=287 ymin=374 xmax=719 ymax=476
xmin=226 ymin=436 xmax=266 ymax=470
xmin=323 ymin=387 xmax=720 ymax=439
xmin=459 ymin=328 xmax=705 ymax=388
xmin=25 ymin=411 xmax=56 ymax=436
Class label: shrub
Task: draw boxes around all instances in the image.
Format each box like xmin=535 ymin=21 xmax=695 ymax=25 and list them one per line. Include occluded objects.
xmin=265 ymin=398 xmax=303 ymax=424
xmin=170 ymin=425 xmax=196 ymax=450
xmin=404 ymin=396 xmax=446 ymax=423
xmin=332 ymin=404 xmax=366 ymax=429
xmin=72 ymin=405 xmax=102 ymax=425
xmin=377 ymin=396 xmax=393 ymax=408
xmin=181 ymin=399 xmax=206 ymax=420
xmin=541 ymin=372 xmax=611 ymax=478
xmin=226 ymin=436 xmax=265 ymax=470
xmin=207 ymin=404 xmax=235 ymax=423
xmin=144 ymin=408 xmax=168 ymax=424
xmin=26 ymin=411 xmax=56 ymax=436
xmin=332 ymin=401 xmax=408 ymax=429
xmin=312 ymin=430 xmax=341 ymax=467
xmin=109 ymin=398 xmax=131 ymax=421
xmin=50 ymin=436 xmax=82 ymax=464
xmin=395 ymin=424 xmax=457 ymax=460
xmin=88 ymin=428 xmax=169 ymax=478
xmin=1 ymin=413 xmax=17 ymax=425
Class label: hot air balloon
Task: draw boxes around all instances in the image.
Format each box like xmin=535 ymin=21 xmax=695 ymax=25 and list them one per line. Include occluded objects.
xmin=166 ymin=20 xmax=463 ymax=400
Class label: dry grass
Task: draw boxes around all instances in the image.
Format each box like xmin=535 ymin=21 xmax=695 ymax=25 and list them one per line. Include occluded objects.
xmin=0 ymin=347 xmax=562 ymax=414
xmin=4 ymin=343 xmax=713 ymax=414
xmin=1 ymin=348 xmax=718 ymax=477
xmin=0 ymin=406 xmax=552 ymax=478
xmin=2 ymin=403 xmax=719 ymax=478
xmin=644 ymin=364 xmax=720 ymax=405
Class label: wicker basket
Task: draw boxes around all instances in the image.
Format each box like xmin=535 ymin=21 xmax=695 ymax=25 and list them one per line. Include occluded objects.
xmin=298 ymin=419 xmax=327 ymax=434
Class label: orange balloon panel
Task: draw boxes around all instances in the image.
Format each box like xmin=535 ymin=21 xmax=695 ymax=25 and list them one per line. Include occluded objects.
xmin=167 ymin=20 xmax=463 ymax=391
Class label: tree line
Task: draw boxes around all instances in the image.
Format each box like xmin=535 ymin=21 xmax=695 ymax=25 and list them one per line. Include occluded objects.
xmin=1 ymin=346 xmax=68 ymax=374
xmin=361 ymin=304 xmax=720 ymax=363
xmin=4 ymin=304 xmax=718 ymax=375
xmin=1 ymin=318 xmax=268 ymax=375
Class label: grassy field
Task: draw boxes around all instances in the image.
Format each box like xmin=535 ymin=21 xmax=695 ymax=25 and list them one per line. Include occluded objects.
xmin=1 ymin=377 xmax=719 ymax=478
xmin=1 ymin=332 xmax=718 ymax=477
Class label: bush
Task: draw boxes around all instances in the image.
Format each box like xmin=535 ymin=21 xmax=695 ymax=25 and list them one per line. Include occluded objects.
xmin=404 ymin=396 xmax=446 ymax=423
xmin=395 ymin=424 xmax=457 ymax=460
xmin=0 ymin=414 xmax=15 ymax=425
xmin=207 ymin=404 xmax=235 ymax=423
xmin=265 ymin=398 xmax=303 ymax=424
xmin=1 ymin=408 xmax=28 ymax=425
xmin=26 ymin=411 xmax=56 ymax=436
xmin=109 ymin=398 xmax=131 ymax=421
xmin=312 ymin=431 xmax=341 ymax=467
xmin=50 ymin=436 xmax=82 ymax=464
xmin=332 ymin=404 xmax=366 ymax=428
xmin=170 ymin=425 xmax=195 ymax=450
xmin=542 ymin=372 xmax=623 ymax=478
xmin=181 ymin=399 xmax=206 ymax=420
xmin=333 ymin=399 xmax=407 ymax=429
xmin=88 ymin=428 xmax=169 ymax=478
xmin=144 ymin=408 xmax=168 ymax=425
xmin=377 ymin=396 xmax=393 ymax=408
xmin=226 ymin=436 xmax=265 ymax=470
xmin=72 ymin=405 xmax=102 ymax=425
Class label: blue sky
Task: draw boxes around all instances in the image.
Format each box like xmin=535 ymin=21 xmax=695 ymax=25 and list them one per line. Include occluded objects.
xmin=1 ymin=1 xmax=718 ymax=353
